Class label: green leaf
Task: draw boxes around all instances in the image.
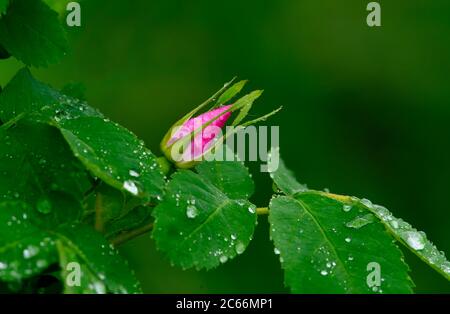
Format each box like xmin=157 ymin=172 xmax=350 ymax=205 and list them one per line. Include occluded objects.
xmin=0 ymin=121 xmax=91 ymax=211
xmin=57 ymin=116 xmax=166 ymax=201
xmin=0 ymin=201 xmax=141 ymax=293
xmin=0 ymin=0 xmax=8 ymax=15
xmin=269 ymin=157 xmax=307 ymax=195
xmin=215 ymin=80 xmax=247 ymax=107
xmin=0 ymin=197 xmax=79 ymax=282
xmin=56 ymin=224 xmax=141 ymax=294
xmin=0 ymin=68 xmax=60 ymax=122
xmin=269 ymin=194 xmax=413 ymax=293
xmin=196 ymin=160 xmax=254 ymax=199
xmin=0 ymin=68 xmax=166 ymax=201
xmin=0 ymin=201 xmax=59 ymax=282
xmin=0 ymin=0 xmax=69 ymax=67
xmin=43 ymin=0 xmax=77 ymax=17
xmin=0 ymin=68 xmax=102 ymax=123
xmin=268 ymin=158 xmax=415 ymax=293
xmin=152 ymin=161 xmax=257 ymax=270
xmin=351 ymin=198 xmax=450 ymax=281
xmin=231 ymin=90 xmax=263 ymax=126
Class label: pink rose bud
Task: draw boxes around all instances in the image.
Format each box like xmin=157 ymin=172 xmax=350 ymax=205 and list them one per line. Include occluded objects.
xmin=161 ymin=105 xmax=232 ymax=168
xmin=160 ymin=78 xmax=280 ymax=169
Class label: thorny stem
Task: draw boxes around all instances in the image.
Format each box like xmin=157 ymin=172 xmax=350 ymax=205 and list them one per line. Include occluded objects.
xmin=110 ymin=207 xmax=270 ymax=247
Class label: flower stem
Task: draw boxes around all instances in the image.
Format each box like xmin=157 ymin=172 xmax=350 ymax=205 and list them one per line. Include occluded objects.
xmin=256 ymin=207 xmax=269 ymax=215
xmin=111 ymin=223 xmax=154 ymax=247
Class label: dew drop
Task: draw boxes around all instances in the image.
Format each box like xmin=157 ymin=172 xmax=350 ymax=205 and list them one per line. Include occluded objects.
xmin=441 ymin=261 xmax=450 ymax=274
xmin=219 ymin=255 xmax=228 ymax=263
xmin=343 ymin=204 xmax=352 ymax=212
xmin=345 ymin=213 xmax=375 ymax=229
xmin=404 ymin=231 xmax=425 ymax=250
xmin=129 ymin=170 xmax=140 ymax=177
xmin=360 ymin=198 xmax=373 ymax=208
xmin=23 ymin=245 xmax=39 ymax=259
xmin=186 ymin=205 xmax=198 ymax=219
xmin=320 ymin=270 xmax=328 ymax=276
xmin=92 ymin=281 xmax=106 ymax=294
xmin=36 ymin=198 xmax=52 ymax=215
xmin=235 ymin=242 xmax=245 ymax=255
xmin=274 ymin=248 xmax=280 ymax=255
xmin=123 ymin=180 xmax=139 ymax=195
xmin=36 ymin=259 xmax=47 ymax=268
xmin=390 ymin=220 xmax=399 ymax=229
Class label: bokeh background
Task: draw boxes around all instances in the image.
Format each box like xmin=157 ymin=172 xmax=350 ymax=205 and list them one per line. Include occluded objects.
xmin=1 ymin=0 xmax=449 ymax=293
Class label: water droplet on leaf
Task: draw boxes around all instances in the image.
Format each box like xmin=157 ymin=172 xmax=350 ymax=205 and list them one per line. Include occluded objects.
xmin=404 ymin=231 xmax=425 ymax=250
xmin=390 ymin=220 xmax=399 ymax=229
xmin=235 ymin=242 xmax=245 ymax=255
xmin=36 ymin=198 xmax=52 ymax=214
xmin=36 ymin=259 xmax=47 ymax=268
xmin=129 ymin=169 xmax=140 ymax=177
xmin=343 ymin=204 xmax=352 ymax=212
xmin=360 ymin=198 xmax=373 ymax=208
xmin=186 ymin=205 xmax=198 ymax=219
xmin=219 ymin=255 xmax=228 ymax=263
xmin=123 ymin=180 xmax=139 ymax=195
xmin=345 ymin=213 xmax=375 ymax=229
xmin=23 ymin=245 xmax=39 ymax=259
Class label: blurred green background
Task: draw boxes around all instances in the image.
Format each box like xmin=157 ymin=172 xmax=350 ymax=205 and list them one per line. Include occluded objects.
xmin=1 ymin=0 xmax=449 ymax=293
